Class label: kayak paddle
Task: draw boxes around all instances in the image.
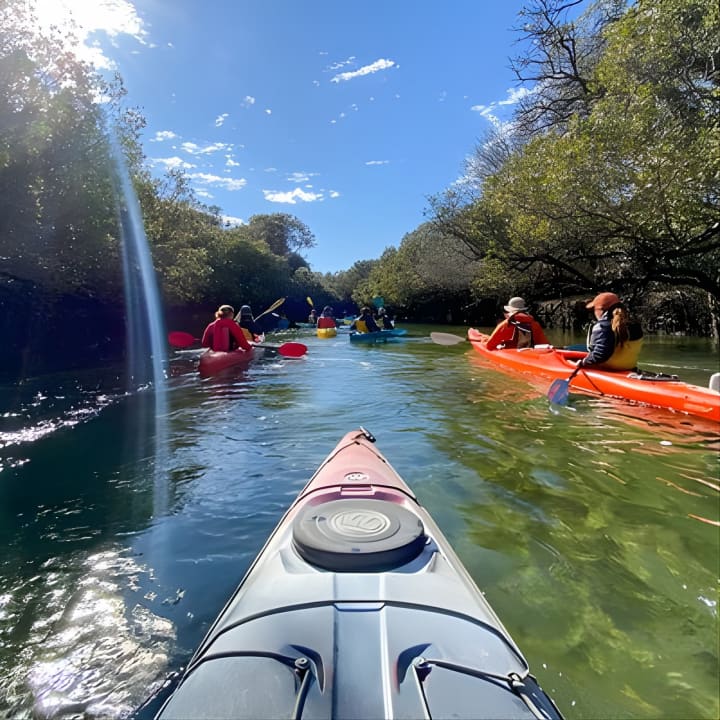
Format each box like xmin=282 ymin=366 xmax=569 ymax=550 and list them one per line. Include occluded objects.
xmin=254 ymin=297 xmax=286 ymax=321
xmin=259 ymin=341 xmax=307 ymax=358
xmin=168 ymin=331 xmax=199 ymax=348
xmin=169 ymin=331 xmax=306 ymax=358
xmin=430 ymin=332 xmax=466 ymax=345
xmin=548 ymin=365 xmax=582 ymax=405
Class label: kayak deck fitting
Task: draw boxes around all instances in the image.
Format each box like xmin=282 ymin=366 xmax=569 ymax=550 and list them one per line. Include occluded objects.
xmin=138 ymin=428 xmax=563 ymax=720
xmin=467 ymin=328 xmax=720 ymax=423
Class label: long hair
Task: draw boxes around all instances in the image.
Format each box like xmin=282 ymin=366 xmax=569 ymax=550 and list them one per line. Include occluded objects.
xmin=611 ymin=305 xmax=630 ymax=346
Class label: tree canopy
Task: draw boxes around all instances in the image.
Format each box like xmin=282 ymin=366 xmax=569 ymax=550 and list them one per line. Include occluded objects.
xmin=427 ymin=0 xmax=720 ymax=335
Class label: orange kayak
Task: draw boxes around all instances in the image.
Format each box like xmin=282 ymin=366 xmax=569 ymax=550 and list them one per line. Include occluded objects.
xmin=467 ymin=328 xmax=720 ymax=423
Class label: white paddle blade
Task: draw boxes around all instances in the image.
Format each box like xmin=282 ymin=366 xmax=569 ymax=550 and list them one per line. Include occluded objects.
xmin=430 ymin=332 xmax=466 ymax=346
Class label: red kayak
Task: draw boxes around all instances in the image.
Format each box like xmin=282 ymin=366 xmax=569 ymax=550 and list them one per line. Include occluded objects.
xmin=467 ymin=328 xmax=720 ymax=423
xmin=198 ymin=347 xmax=256 ymax=377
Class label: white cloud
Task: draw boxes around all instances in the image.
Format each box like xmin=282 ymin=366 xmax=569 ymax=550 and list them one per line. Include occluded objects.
xmin=328 ymin=56 xmax=356 ymax=71
xmin=188 ymin=173 xmax=247 ymax=191
xmin=181 ymin=141 xmax=229 ymax=155
xmin=365 ymin=160 xmax=389 ymax=166
xmin=331 ymin=58 xmax=396 ymax=83
xmin=215 ymin=113 xmax=229 ymax=127
xmin=329 ymin=190 xmax=340 ymax=198
xmin=151 ymin=156 xmax=195 ymax=170
xmin=226 ymin=156 xmax=240 ymax=167
xmin=263 ymin=188 xmax=323 ymax=204
xmin=222 ymin=215 xmax=245 ymax=227
xmin=32 ymin=0 xmax=148 ymax=70
xmin=242 ymin=96 xmax=256 ymax=106
xmin=471 ymin=86 xmax=532 ymax=127
xmin=470 ymin=104 xmax=494 ymax=117
xmin=150 ymin=130 xmax=178 ymax=142
xmin=498 ymin=87 xmax=531 ymax=106
xmin=288 ymin=172 xmax=318 ymax=183
xmin=265 ymin=109 xmax=272 ymax=115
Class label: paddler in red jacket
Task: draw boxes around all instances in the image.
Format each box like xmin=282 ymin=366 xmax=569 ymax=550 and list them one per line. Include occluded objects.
xmin=201 ymin=305 xmax=253 ymax=352
xmin=485 ymin=296 xmax=549 ymax=350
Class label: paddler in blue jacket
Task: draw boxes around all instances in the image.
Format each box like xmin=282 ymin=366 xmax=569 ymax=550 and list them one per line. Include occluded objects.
xmin=202 ymin=305 xmax=253 ymax=352
xmin=578 ymin=292 xmax=643 ymax=371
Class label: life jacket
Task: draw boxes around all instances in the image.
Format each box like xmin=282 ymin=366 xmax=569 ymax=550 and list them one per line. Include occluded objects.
xmin=217 ymin=324 xmax=232 ymax=351
xmin=317 ymin=316 xmax=335 ymax=329
xmin=601 ymin=338 xmax=643 ymax=370
xmin=355 ymin=318 xmax=369 ymax=333
xmin=508 ymin=314 xmax=534 ymax=349
xmin=586 ymin=321 xmax=643 ymax=371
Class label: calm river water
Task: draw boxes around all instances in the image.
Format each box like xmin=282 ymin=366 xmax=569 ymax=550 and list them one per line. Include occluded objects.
xmin=1 ymin=326 xmax=718 ymax=719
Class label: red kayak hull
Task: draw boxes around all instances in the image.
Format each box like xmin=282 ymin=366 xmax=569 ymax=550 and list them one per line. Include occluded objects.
xmin=467 ymin=328 xmax=720 ymax=423
xmin=198 ymin=348 xmax=256 ymax=377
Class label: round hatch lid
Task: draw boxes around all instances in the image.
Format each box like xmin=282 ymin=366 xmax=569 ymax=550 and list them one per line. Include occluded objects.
xmin=292 ymin=499 xmax=426 ymax=572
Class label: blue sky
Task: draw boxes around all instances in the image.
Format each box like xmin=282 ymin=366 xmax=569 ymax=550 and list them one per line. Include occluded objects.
xmin=34 ymin=0 xmax=533 ymax=273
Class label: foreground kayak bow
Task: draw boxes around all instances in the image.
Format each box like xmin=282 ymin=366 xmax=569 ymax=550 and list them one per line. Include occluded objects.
xmin=137 ymin=428 xmax=563 ymax=720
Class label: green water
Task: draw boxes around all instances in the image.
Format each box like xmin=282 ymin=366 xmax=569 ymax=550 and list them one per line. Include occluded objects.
xmin=0 ymin=327 xmax=717 ymax=719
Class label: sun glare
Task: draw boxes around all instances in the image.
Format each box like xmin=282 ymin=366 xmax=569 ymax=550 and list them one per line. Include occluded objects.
xmin=30 ymin=0 xmax=146 ymax=69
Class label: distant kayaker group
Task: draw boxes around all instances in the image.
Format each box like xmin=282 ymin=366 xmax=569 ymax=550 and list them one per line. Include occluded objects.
xmin=305 ymin=304 xmax=395 ymax=333
xmin=201 ymin=299 xmax=398 ymax=352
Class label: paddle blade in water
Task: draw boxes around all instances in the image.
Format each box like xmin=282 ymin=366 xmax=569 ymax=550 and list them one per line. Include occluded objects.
xmin=277 ymin=342 xmax=307 ymax=358
xmin=430 ymin=332 xmax=466 ymax=346
xmin=168 ymin=331 xmax=198 ymax=348
xmin=548 ymin=379 xmax=570 ymax=405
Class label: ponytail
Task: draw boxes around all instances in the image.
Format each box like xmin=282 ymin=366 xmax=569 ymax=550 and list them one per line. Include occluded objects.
xmin=611 ymin=305 xmax=630 ymax=346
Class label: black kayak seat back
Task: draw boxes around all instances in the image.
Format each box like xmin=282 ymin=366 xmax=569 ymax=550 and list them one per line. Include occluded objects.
xmin=291 ymin=498 xmax=427 ymax=572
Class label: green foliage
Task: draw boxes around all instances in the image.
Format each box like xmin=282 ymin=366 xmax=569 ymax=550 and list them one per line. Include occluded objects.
xmin=357 ymin=224 xmax=480 ymax=319
xmin=0 ymin=1 xmax=123 ymax=297
xmin=428 ymin=0 xmax=720 ymax=334
xmin=246 ymin=213 xmax=316 ymax=257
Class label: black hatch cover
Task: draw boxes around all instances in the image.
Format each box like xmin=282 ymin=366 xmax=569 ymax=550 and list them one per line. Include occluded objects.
xmin=292 ymin=499 xmax=426 ymax=572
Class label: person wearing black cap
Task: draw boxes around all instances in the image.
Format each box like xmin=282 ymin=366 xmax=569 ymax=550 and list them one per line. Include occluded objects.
xmin=578 ymin=292 xmax=643 ymax=370
xmin=235 ymin=305 xmax=264 ymax=341
xmin=486 ymin=296 xmax=549 ymax=351
xmin=202 ymin=305 xmax=253 ymax=352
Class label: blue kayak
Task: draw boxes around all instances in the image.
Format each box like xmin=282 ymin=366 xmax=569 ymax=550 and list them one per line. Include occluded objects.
xmin=349 ymin=328 xmax=407 ymax=343
xmin=135 ymin=428 xmax=563 ymax=720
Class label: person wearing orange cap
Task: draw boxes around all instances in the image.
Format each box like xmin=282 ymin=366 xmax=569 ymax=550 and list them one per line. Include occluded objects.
xmin=201 ymin=304 xmax=254 ymax=352
xmin=578 ymin=292 xmax=643 ymax=371
xmin=485 ymin=296 xmax=549 ymax=351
